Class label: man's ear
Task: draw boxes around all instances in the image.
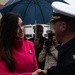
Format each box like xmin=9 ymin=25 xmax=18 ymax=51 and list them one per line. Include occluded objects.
xmin=61 ymin=22 xmax=67 ymax=31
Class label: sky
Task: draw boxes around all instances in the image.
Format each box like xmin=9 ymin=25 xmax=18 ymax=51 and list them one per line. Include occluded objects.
xmin=0 ymin=0 xmax=8 ymax=5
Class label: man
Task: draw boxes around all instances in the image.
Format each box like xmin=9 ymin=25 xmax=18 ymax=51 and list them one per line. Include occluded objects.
xmin=29 ymin=25 xmax=47 ymax=69
xmin=41 ymin=1 xmax=75 ymax=75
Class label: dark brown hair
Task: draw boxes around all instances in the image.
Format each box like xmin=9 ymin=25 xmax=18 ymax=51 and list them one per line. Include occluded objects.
xmin=0 ymin=12 xmax=22 ymax=72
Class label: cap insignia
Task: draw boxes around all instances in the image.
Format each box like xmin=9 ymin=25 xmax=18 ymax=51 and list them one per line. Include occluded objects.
xmin=52 ymin=16 xmax=61 ymax=19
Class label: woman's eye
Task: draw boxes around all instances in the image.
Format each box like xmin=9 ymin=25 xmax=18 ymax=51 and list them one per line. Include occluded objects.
xmin=21 ymin=23 xmax=24 ymax=26
xmin=21 ymin=24 xmax=23 ymax=26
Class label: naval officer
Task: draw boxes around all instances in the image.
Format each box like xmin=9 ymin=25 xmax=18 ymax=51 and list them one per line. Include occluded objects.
xmin=41 ymin=1 xmax=75 ymax=75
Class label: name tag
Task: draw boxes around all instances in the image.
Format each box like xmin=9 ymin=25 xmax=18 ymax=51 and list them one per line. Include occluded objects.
xmin=73 ymin=55 xmax=75 ymax=59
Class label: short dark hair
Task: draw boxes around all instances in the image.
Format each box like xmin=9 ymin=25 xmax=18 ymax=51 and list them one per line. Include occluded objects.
xmin=33 ymin=24 xmax=43 ymax=32
xmin=51 ymin=13 xmax=75 ymax=32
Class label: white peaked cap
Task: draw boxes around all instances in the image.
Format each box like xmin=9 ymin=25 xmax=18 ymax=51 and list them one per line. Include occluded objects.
xmin=51 ymin=1 xmax=75 ymax=18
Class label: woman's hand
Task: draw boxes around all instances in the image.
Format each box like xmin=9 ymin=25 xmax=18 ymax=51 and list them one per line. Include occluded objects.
xmin=32 ymin=69 xmax=47 ymax=75
xmin=32 ymin=69 xmax=42 ymax=75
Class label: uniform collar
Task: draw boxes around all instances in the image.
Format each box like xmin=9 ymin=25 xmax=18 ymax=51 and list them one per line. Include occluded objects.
xmin=58 ymin=37 xmax=75 ymax=57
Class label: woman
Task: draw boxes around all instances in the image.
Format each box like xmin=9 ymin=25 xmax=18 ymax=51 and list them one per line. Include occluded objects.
xmin=0 ymin=12 xmax=39 ymax=75
xmin=38 ymin=42 xmax=58 ymax=69
xmin=38 ymin=34 xmax=58 ymax=69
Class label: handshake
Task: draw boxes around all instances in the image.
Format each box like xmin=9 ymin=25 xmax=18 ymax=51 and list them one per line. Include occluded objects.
xmin=32 ymin=69 xmax=47 ymax=75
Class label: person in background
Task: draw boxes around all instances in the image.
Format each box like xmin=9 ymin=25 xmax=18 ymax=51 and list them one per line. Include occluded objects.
xmin=0 ymin=12 xmax=41 ymax=75
xmin=29 ymin=25 xmax=47 ymax=69
xmin=39 ymin=1 xmax=75 ymax=75
xmin=38 ymin=32 xmax=58 ymax=69
xmin=52 ymin=33 xmax=62 ymax=49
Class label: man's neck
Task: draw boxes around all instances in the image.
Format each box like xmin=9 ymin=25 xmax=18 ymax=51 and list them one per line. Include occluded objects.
xmin=62 ymin=33 xmax=75 ymax=44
